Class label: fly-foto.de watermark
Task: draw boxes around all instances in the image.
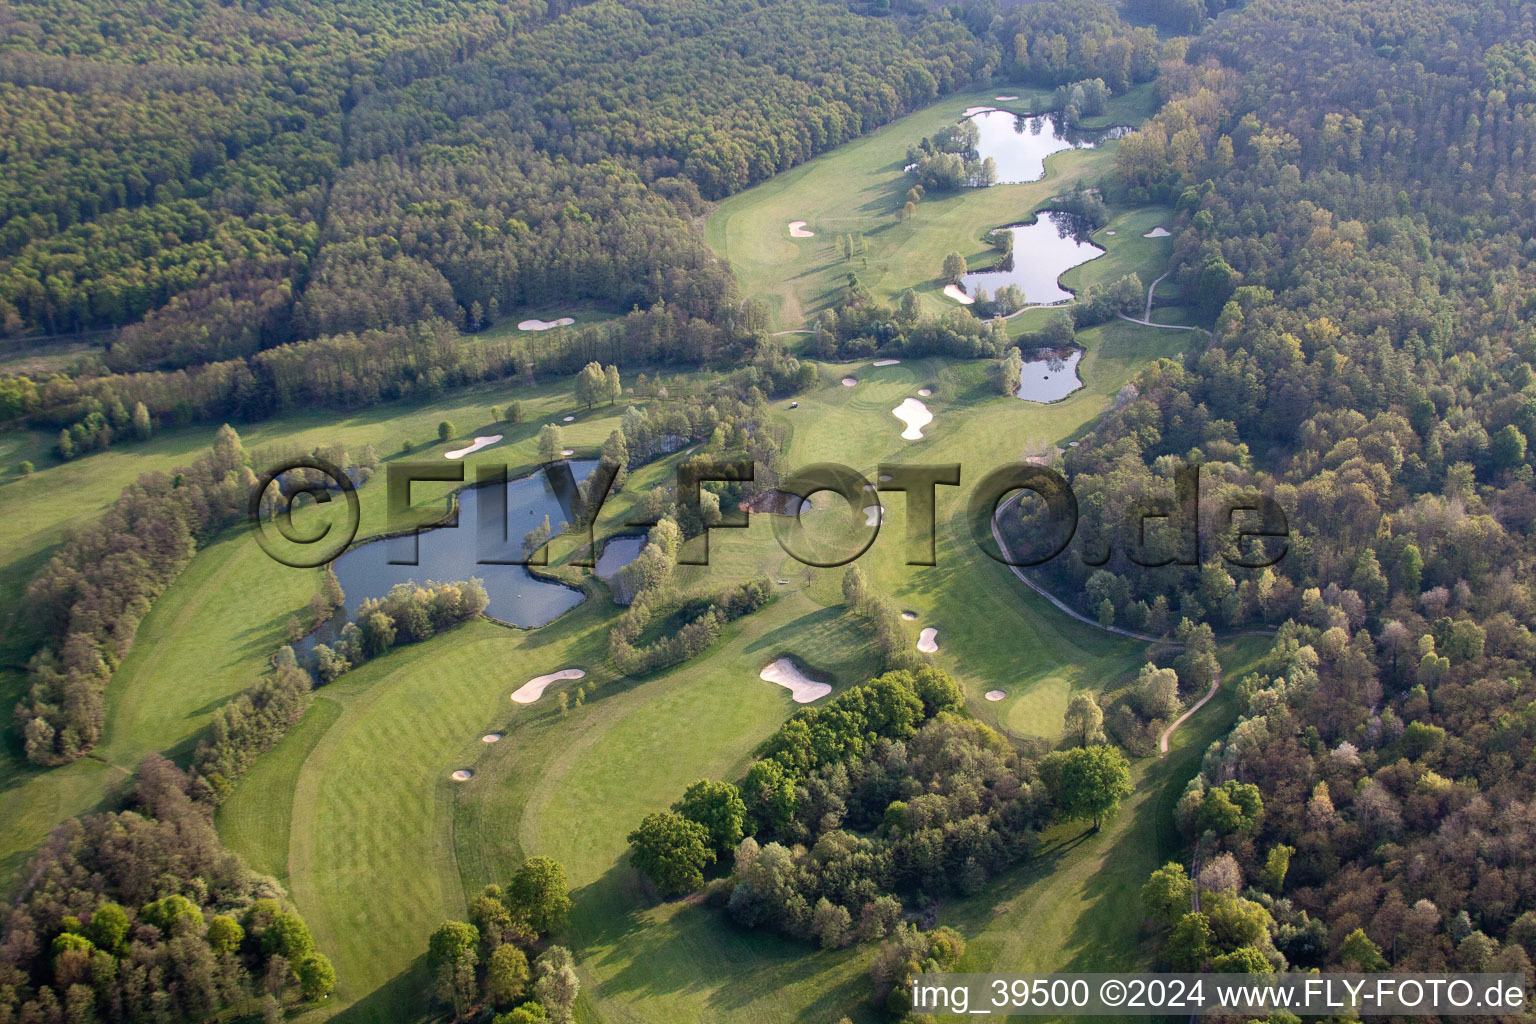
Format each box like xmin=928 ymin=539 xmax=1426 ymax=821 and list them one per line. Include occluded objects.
xmin=248 ymin=457 xmax=1289 ymax=572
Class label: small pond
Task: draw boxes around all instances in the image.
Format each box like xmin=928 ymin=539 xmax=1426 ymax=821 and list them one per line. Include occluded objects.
xmin=962 ymin=212 xmax=1104 ymax=306
xmin=1016 ymin=349 xmax=1084 ymax=403
xmin=965 ymin=108 xmax=1126 ymax=184
xmin=302 ymin=461 xmax=599 ymax=653
xmin=594 ymin=535 xmax=646 ymax=580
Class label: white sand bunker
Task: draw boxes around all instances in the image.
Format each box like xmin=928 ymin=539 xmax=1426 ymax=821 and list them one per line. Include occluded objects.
xmin=901 ymin=611 xmax=917 ymax=621
xmin=943 ymin=284 xmax=974 ymax=305
xmin=917 ymin=627 xmax=939 ymax=653
xmin=918 ymin=388 xmax=932 ymax=397
xmin=996 ymin=94 xmax=1020 ymax=100
xmin=511 ymin=668 xmax=586 ymax=704
xmin=841 ymin=377 xmax=858 ymax=387
xmin=445 ymin=434 xmax=504 ymax=460
xmin=760 ymin=657 xmax=831 ymax=703
xmin=879 ymin=473 xmax=893 ymax=483
xmin=1144 ymin=226 xmax=1172 ymax=238
xmin=893 ymin=397 xmax=932 ymax=440
xmin=873 ymin=358 xmax=901 ymax=367
xmin=1104 ymin=230 xmax=1116 ymax=236
xmin=561 ymin=448 xmax=575 ymax=456
xmin=788 ymin=221 xmax=815 ymax=238
xmin=862 ymin=505 xmax=886 ymax=527
xmin=452 ymin=769 xmax=475 ymax=781
xmin=481 ymin=733 xmax=502 ymax=743
xmin=519 ymin=317 xmax=575 ymax=331
xmin=985 ymin=689 xmax=1006 ymax=701
xmin=562 ymin=415 xmax=575 ymax=422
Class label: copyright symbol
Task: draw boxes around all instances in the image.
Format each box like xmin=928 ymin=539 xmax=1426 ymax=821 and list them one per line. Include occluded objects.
xmin=1100 ymin=980 xmax=1126 ymax=1007
xmin=248 ymin=456 xmax=360 ymax=568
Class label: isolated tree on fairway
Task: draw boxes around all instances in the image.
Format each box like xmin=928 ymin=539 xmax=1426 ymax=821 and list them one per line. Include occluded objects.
xmin=575 ymin=361 xmax=606 ymax=409
xmin=673 ymin=779 xmax=748 ymax=855
xmin=942 ymin=251 xmax=967 ymax=284
xmin=1040 ymin=744 xmax=1132 ymax=829
xmin=505 ymin=399 xmax=525 ymax=423
xmin=1064 ymin=691 xmax=1106 ymax=746
xmin=995 ymin=348 xmax=1023 ymax=396
xmin=627 ymin=811 xmax=714 ymax=896
xmin=538 ymin=424 xmax=563 ymax=462
xmin=506 ymin=856 xmax=571 ymax=935
xmin=438 ymin=420 xmax=454 ymax=443
xmin=603 ymin=364 xmax=621 ymax=405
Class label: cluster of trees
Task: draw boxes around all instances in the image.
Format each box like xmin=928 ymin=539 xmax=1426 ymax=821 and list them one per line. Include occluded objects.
xmin=999 ymin=0 xmax=1161 ymax=92
xmin=608 ymin=564 xmax=773 ymax=676
xmin=16 ymin=425 xmax=256 ymax=764
xmin=841 ymin=566 xmax=929 ymax=674
xmin=628 ymin=666 xmax=1137 ymax=959
xmin=424 ymin=858 xmax=579 ymax=1022
xmin=308 ymin=578 xmax=490 ymax=682
xmin=0 ymin=754 xmax=333 ymax=1021
xmin=1051 ymin=78 xmax=1111 ymax=125
xmin=189 ymin=661 xmax=313 ymax=804
xmin=906 ymin=120 xmax=998 ymax=191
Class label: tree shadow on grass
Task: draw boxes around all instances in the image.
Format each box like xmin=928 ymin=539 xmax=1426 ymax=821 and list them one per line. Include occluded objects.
xmin=573 ymin=854 xmax=874 ymax=1021
xmin=329 ymin=955 xmax=429 ymax=1024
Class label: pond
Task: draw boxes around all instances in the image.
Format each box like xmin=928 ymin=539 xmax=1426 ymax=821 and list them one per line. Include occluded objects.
xmin=594 ymin=535 xmax=646 ymax=580
xmin=962 ymin=212 xmax=1104 ymax=306
xmin=302 ymin=461 xmax=599 ymax=653
xmin=964 ymin=107 xmax=1125 ymax=184
xmin=1016 ymin=349 xmax=1084 ymax=403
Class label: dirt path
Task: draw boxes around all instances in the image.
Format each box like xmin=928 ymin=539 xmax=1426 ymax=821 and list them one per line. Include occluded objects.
xmin=1158 ymin=673 xmax=1220 ymax=757
xmin=991 ymin=493 xmax=1169 ymax=644
xmin=1144 ymin=270 xmax=1170 ymax=321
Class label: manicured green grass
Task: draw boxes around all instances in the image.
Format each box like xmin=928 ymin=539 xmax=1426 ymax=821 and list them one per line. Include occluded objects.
xmin=705 ymin=87 xmax=1154 ymax=328
xmin=1 ymin=83 xmax=1219 ymax=1024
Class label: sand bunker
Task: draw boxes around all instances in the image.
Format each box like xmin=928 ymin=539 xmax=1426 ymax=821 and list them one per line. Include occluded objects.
xmin=893 ymin=397 xmax=932 ymax=440
xmin=561 ymin=448 xmax=575 ymax=456
xmin=873 ymin=358 xmax=901 ymax=367
xmin=519 ymin=317 xmax=575 ymax=331
xmin=985 ymin=689 xmax=1006 ymax=701
xmin=901 ymin=611 xmax=917 ymax=621
xmin=879 ymin=473 xmax=892 ymax=483
xmin=943 ymin=284 xmax=974 ymax=305
xmin=511 ymin=668 xmax=586 ymax=704
xmin=562 ymin=415 xmax=575 ymax=422
xmin=917 ymin=627 xmax=939 ymax=653
xmin=1144 ymin=226 xmax=1172 ymax=238
xmin=760 ymin=658 xmax=831 ymax=703
xmin=1104 ymin=230 xmax=1116 ymax=235
xmin=445 ymin=434 xmax=504 ymax=460
xmin=841 ymin=377 xmax=858 ymax=387
xmin=481 ymin=733 xmax=502 ymax=743
xmin=451 ymin=769 xmax=475 ymax=781
xmin=995 ymin=94 xmax=1020 ymax=100
xmin=918 ymin=388 xmax=932 ymax=397
xmin=788 ymin=221 xmax=815 ymax=238
xmin=862 ymin=505 xmax=886 ymax=527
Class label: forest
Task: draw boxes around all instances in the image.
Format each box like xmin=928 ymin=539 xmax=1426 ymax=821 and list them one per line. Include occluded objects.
xmin=9 ymin=0 xmax=1536 ymax=1017
xmin=993 ymin=0 xmax=1536 ymax=986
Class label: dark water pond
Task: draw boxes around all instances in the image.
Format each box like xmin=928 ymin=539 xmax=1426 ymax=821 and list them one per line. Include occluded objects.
xmin=962 ymin=212 xmax=1105 ymax=306
xmin=965 ymin=107 xmax=1127 ymax=183
xmin=1016 ymin=349 xmax=1084 ymax=402
xmin=304 ymin=461 xmax=600 ymax=649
